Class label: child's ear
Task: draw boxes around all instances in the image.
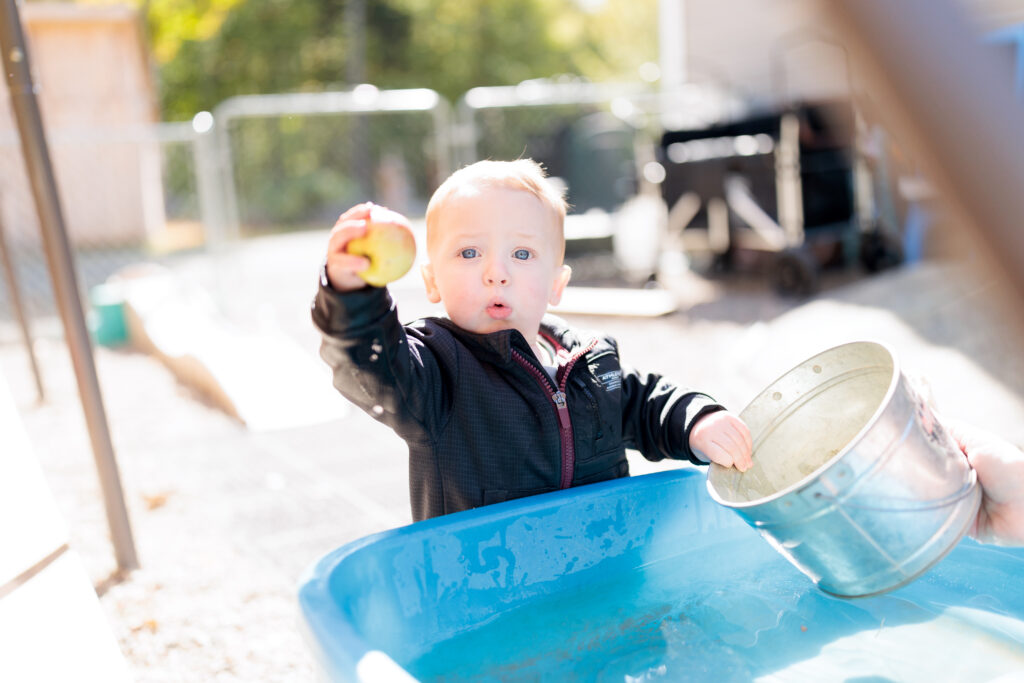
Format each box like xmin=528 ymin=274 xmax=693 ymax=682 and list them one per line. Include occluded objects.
xmin=421 ymin=262 xmax=442 ymax=303
xmin=547 ymin=264 xmax=572 ymax=306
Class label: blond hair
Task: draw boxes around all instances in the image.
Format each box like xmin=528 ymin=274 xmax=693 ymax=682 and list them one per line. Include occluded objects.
xmin=425 ymin=159 xmax=568 ymax=259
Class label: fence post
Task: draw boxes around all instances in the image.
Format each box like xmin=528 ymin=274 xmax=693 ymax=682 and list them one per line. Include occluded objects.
xmin=0 ymin=0 xmax=138 ymax=572
xmin=454 ymin=95 xmax=479 ymax=170
xmin=210 ymin=103 xmax=243 ymax=243
xmin=190 ymin=117 xmax=227 ymax=250
xmin=432 ymin=96 xmax=454 ymax=180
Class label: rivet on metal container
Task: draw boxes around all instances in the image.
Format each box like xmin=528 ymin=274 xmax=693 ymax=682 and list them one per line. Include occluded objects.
xmin=707 ymin=340 xmax=981 ymax=598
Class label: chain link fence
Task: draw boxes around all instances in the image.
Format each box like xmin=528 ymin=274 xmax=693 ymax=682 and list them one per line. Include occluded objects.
xmin=0 ymin=121 xmax=208 ymax=342
xmin=212 ymin=87 xmax=451 ymax=240
xmin=0 ymin=82 xmax=745 ymax=339
xmin=456 ymin=81 xmax=651 ymax=215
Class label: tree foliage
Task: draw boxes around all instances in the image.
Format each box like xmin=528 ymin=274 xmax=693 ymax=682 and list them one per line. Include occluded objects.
xmin=147 ymin=0 xmax=658 ymax=120
xmin=137 ymin=0 xmax=659 ymax=230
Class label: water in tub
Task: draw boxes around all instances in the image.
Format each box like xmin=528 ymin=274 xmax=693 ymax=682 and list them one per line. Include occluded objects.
xmin=405 ymin=536 xmax=1024 ymax=682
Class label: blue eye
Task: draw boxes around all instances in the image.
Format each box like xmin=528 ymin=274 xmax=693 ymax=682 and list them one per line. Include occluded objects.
xmin=513 ymin=249 xmax=531 ymax=260
xmin=459 ymin=248 xmax=479 ymax=259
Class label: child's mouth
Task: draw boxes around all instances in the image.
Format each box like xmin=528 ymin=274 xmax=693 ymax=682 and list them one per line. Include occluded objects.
xmin=487 ymin=302 xmax=512 ymax=320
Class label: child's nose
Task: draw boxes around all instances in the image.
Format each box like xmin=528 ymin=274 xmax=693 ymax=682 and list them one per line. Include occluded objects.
xmin=484 ymin=259 xmax=509 ymax=286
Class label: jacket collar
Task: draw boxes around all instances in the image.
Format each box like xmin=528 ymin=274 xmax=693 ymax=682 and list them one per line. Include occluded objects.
xmin=539 ymin=314 xmax=585 ymax=354
xmin=430 ymin=314 xmax=586 ymax=366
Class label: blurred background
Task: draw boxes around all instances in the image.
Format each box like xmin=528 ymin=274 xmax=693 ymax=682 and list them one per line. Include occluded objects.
xmin=1 ymin=0 xmax=1023 ymax=680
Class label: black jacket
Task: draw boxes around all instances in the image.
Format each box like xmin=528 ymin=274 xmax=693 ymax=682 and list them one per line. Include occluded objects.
xmin=311 ymin=270 xmax=725 ymax=521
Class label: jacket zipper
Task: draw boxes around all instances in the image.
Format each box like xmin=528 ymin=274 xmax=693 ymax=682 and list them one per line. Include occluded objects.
xmin=511 ymin=339 xmax=597 ymax=489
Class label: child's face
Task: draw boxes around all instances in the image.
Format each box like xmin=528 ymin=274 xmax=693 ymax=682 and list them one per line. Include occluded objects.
xmin=421 ymin=186 xmax=571 ymax=343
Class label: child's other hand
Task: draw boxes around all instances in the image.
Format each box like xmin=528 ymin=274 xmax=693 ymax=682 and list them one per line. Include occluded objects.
xmin=947 ymin=419 xmax=1024 ymax=546
xmin=690 ymin=411 xmax=754 ymax=472
xmin=325 ymin=203 xmax=373 ymax=292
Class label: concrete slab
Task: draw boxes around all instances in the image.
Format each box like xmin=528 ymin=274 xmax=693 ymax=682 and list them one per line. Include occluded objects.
xmin=551 ymin=286 xmax=678 ymax=317
xmin=729 ymin=263 xmax=1024 ymax=444
xmin=5 ymin=226 xmax=1021 ymax=679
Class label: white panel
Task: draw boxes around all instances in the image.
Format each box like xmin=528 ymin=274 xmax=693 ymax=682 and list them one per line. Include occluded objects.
xmin=0 ymin=552 xmax=131 ymax=683
xmin=0 ymin=372 xmax=68 ymax=587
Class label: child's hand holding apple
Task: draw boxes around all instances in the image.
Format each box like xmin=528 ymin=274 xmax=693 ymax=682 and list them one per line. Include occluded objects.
xmin=326 ymin=203 xmax=417 ymax=291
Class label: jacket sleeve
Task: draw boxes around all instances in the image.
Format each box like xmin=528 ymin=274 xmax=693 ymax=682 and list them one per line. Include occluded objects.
xmin=617 ymin=341 xmax=725 ymax=465
xmin=310 ymin=266 xmax=446 ymax=436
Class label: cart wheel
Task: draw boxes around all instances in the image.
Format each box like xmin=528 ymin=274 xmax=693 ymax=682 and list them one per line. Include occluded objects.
xmin=772 ymin=248 xmax=818 ymax=298
xmin=860 ymin=228 xmax=904 ymax=273
xmin=711 ymin=250 xmax=733 ymax=273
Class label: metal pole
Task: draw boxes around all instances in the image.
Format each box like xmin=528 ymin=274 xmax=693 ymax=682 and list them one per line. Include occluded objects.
xmin=344 ymin=0 xmax=365 ymax=87
xmin=0 ymin=208 xmax=45 ymax=402
xmin=211 ymin=109 xmax=242 ymax=243
xmin=345 ymin=0 xmax=372 ymax=198
xmin=0 ymin=0 xmax=138 ymax=571
xmin=822 ymin=0 xmax=1024 ymax=309
xmin=431 ymin=97 xmax=453 ymax=181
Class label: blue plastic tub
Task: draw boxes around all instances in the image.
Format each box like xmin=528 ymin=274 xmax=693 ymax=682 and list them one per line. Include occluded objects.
xmin=298 ymin=469 xmax=1024 ymax=681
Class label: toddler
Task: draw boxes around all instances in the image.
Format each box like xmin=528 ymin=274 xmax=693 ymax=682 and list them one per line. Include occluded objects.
xmin=312 ymin=159 xmax=752 ymax=521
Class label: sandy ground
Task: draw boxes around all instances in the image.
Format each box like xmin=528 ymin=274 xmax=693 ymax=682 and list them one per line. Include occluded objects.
xmin=1 ymin=229 xmax=1021 ymax=681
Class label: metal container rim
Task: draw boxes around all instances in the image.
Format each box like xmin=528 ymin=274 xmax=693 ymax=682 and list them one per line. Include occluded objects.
xmin=706 ymin=339 xmax=901 ymax=509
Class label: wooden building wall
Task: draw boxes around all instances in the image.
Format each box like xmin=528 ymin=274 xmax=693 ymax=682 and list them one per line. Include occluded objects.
xmin=0 ymin=3 xmax=163 ymax=247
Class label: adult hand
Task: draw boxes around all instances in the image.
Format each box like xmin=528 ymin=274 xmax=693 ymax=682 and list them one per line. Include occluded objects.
xmin=947 ymin=419 xmax=1024 ymax=546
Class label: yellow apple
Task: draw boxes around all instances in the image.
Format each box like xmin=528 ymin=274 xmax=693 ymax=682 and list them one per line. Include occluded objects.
xmin=345 ymin=206 xmax=417 ymax=287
